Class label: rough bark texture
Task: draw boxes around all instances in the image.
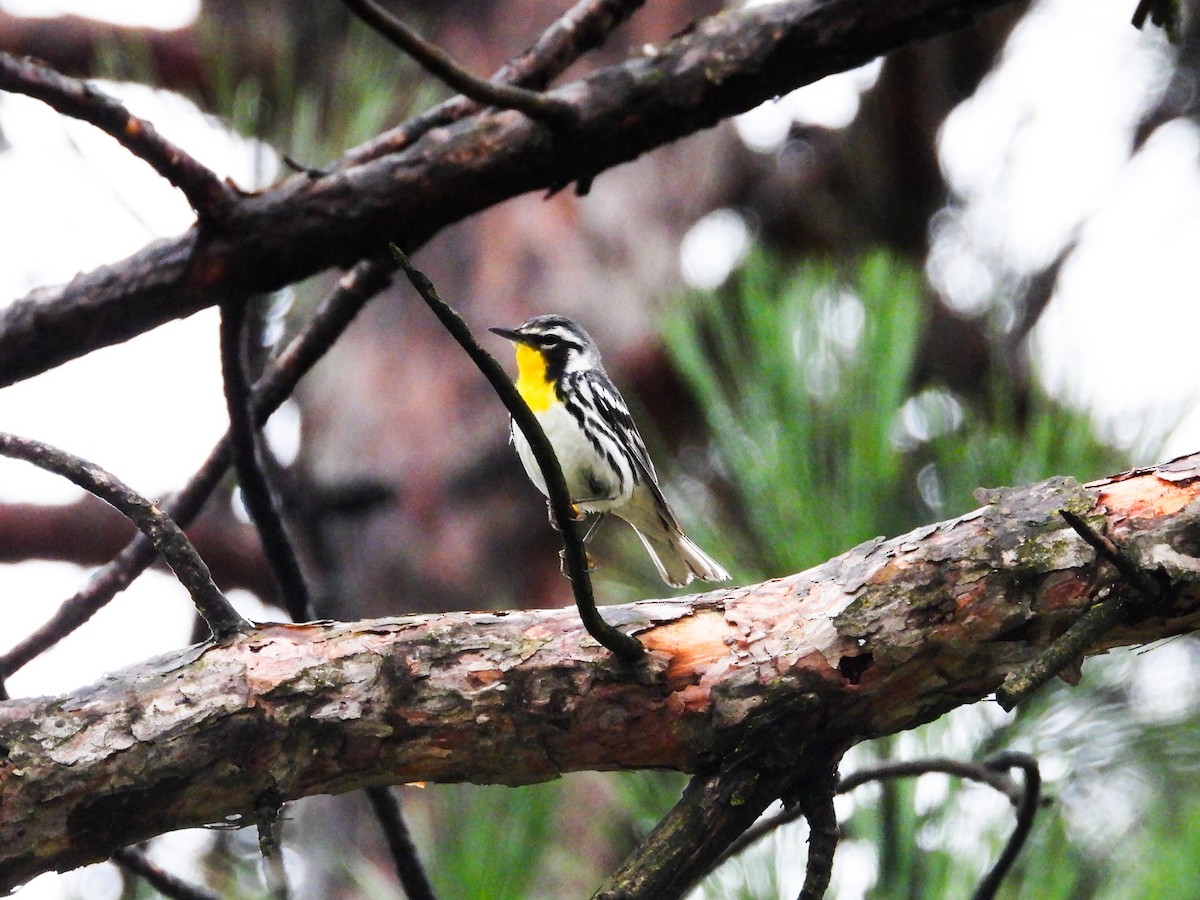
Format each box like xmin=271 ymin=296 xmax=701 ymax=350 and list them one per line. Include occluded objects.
xmin=0 ymin=0 xmax=1021 ymax=389
xmin=3 ymin=454 xmax=1200 ymax=888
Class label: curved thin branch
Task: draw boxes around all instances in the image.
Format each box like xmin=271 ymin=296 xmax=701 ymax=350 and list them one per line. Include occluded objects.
xmin=838 ymin=757 xmax=1024 ymax=802
xmin=973 ymin=752 xmax=1041 ymax=900
xmin=0 ymin=432 xmax=251 ymax=640
xmin=365 ymin=787 xmax=439 ymax=900
xmin=340 ymin=0 xmax=644 ymax=169
xmin=0 ymin=52 xmax=237 ymax=220
xmin=390 ymin=245 xmax=645 ymax=662
xmin=340 ymin=0 xmax=577 ymax=128
xmin=0 ymin=258 xmax=393 ymax=679
xmin=111 ymin=847 xmax=221 ymax=900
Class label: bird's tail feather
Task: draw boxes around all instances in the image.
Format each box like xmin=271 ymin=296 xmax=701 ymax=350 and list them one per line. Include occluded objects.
xmin=631 ymin=526 xmax=730 ymax=588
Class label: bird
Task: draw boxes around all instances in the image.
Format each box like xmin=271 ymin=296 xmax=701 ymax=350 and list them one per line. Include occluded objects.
xmin=489 ymin=314 xmax=730 ymax=588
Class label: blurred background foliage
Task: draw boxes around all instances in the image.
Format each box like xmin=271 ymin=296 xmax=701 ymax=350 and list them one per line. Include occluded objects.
xmin=4 ymin=0 xmax=1200 ymax=897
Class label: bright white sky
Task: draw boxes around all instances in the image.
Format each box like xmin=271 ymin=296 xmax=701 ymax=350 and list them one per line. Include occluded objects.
xmin=1 ymin=0 xmax=198 ymax=29
xmin=2 ymin=0 xmax=1199 ymax=895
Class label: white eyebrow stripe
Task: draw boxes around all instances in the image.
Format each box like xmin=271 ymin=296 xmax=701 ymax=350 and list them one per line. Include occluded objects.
xmin=529 ymin=326 xmax=584 ymax=350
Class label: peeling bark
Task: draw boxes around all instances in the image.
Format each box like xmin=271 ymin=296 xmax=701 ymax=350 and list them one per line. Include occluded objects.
xmin=0 ymin=0 xmax=1023 ymax=388
xmin=2 ymin=455 xmax=1200 ymax=888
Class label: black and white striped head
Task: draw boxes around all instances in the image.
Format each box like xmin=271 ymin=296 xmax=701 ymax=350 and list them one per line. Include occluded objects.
xmin=489 ymin=314 xmax=604 ymax=377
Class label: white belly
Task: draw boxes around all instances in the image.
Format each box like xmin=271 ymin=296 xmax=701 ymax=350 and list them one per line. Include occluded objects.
xmin=511 ymin=404 xmax=632 ymax=513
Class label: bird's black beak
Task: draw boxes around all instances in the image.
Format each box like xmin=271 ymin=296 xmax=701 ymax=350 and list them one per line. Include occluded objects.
xmin=488 ymin=326 xmax=527 ymax=344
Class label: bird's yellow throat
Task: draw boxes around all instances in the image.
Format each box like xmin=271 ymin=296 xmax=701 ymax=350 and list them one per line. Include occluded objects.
xmin=514 ymin=343 xmax=556 ymax=413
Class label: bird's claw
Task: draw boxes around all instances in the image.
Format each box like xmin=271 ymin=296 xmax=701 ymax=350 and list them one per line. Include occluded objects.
xmin=546 ymin=501 xmax=585 ymax=531
xmin=559 ymin=548 xmax=597 ymax=579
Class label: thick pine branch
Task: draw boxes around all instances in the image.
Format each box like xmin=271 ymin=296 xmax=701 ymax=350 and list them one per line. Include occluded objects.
xmin=0 ymin=0 xmax=1021 ymax=388
xmin=3 ymin=455 xmax=1200 ymax=890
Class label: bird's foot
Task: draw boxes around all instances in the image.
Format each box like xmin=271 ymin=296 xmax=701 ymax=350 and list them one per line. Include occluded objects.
xmin=559 ymin=549 xmax=597 ymax=579
xmin=546 ymin=500 xmax=586 ymax=531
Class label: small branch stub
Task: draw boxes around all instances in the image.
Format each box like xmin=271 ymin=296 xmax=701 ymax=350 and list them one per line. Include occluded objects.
xmin=996 ymin=507 xmax=1167 ymax=710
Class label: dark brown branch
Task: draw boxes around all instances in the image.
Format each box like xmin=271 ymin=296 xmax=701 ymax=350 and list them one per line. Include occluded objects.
xmin=340 ymin=0 xmax=577 ymax=128
xmin=796 ymin=763 xmax=840 ymax=900
xmin=0 ymin=51 xmax=236 ymax=220
xmin=365 ymin=787 xmax=439 ymax=900
xmin=2 ymin=455 xmax=1200 ymax=889
xmin=595 ymin=710 xmax=829 ymax=900
xmin=497 ymin=0 xmax=645 ymax=90
xmin=391 ymin=245 xmax=645 ymax=662
xmin=839 ymin=757 xmax=1022 ymax=801
xmin=0 ymin=432 xmax=251 ymax=640
xmin=0 ymin=258 xmax=392 ymax=679
xmin=0 ymin=0 xmax=1023 ymax=389
xmin=220 ymin=299 xmax=312 ymax=621
xmin=111 ymin=847 xmax=221 ymax=900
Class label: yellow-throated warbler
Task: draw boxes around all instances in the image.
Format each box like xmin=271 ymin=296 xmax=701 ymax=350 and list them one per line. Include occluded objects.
xmin=490 ymin=315 xmax=730 ymax=587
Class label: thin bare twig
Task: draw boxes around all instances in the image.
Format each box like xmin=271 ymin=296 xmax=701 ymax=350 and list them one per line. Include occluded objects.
xmin=973 ymin=752 xmax=1041 ymax=900
xmin=344 ymin=10 xmax=648 ymax=885
xmin=0 ymin=432 xmax=251 ymax=640
xmin=708 ymin=754 xmax=1042 ymax=896
xmin=0 ymin=258 xmax=393 ymax=680
xmin=495 ymin=0 xmax=646 ymax=90
xmin=340 ymin=0 xmax=577 ymax=128
xmin=0 ymin=52 xmax=237 ymax=220
xmin=365 ymin=787 xmax=439 ymax=900
xmin=595 ymin=697 xmax=825 ymax=899
xmin=390 ymin=245 xmax=645 ymax=663
xmin=838 ymin=757 xmax=1024 ymax=802
xmin=111 ymin=847 xmax=221 ymax=900
xmin=339 ymin=0 xmax=643 ymax=170
xmin=1060 ymin=508 xmax=1164 ymax=599
xmin=996 ymin=509 xmax=1164 ymax=710
xmin=220 ymin=299 xmax=312 ymax=621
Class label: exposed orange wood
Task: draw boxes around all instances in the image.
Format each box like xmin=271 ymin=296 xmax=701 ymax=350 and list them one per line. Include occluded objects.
xmin=1099 ymin=473 xmax=1199 ymax=520
xmin=641 ymin=610 xmax=733 ymax=682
